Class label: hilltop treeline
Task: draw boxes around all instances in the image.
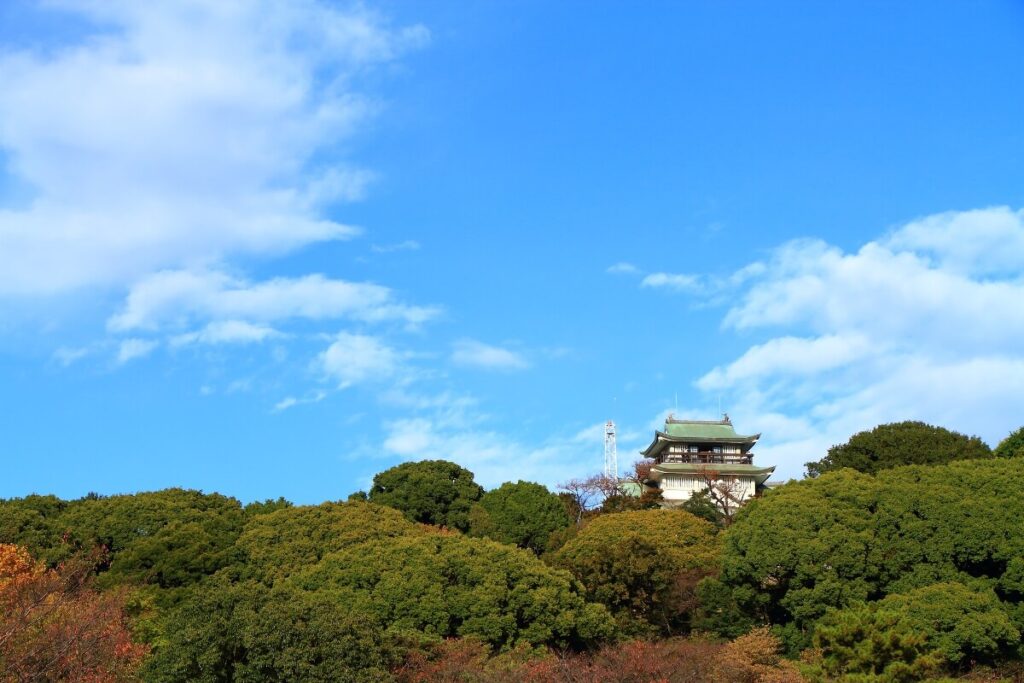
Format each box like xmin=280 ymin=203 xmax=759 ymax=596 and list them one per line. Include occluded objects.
xmin=1 ymin=421 xmax=1023 ymax=682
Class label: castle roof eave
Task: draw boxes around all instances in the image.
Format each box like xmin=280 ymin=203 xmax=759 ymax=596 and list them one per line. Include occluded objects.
xmin=639 ymin=430 xmax=761 ymax=458
xmin=650 ymin=463 xmax=775 ymax=485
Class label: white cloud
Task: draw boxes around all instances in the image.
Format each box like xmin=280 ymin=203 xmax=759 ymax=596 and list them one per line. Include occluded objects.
xmin=371 ymin=240 xmax=420 ymax=253
xmin=697 ymin=334 xmax=874 ymax=391
xmin=169 ymin=320 xmax=282 ymax=347
xmin=52 ymin=345 xmax=95 ymax=366
xmin=0 ymin=2 xmax=428 ymax=295
xmin=641 ymin=272 xmax=702 ymax=292
xmin=687 ymin=207 xmax=1024 ymax=479
xmin=606 ymin=262 xmax=640 ymax=275
xmin=273 ymin=390 xmax=327 ymax=412
xmin=882 ymin=206 xmax=1024 ymax=277
xmin=116 ymin=338 xmax=158 ymax=363
xmin=109 ymin=270 xmax=439 ymax=332
xmin=319 ymin=332 xmax=400 ymax=388
xmin=451 ymin=338 xmax=529 ymax=371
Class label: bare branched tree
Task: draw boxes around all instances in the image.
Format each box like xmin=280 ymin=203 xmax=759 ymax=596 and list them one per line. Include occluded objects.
xmin=693 ymin=466 xmax=748 ymax=526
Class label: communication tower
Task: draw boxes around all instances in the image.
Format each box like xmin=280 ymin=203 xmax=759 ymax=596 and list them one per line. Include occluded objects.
xmin=603 ymin=420 xmax=618 ymax=480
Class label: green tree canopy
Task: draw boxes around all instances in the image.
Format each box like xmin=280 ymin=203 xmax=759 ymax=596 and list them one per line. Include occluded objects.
xmin=553 ymin=509 xmax=719 ymax=636
xmin=57 ymin=489 xmax=245 ymax=591
xmin=0 ymin=489 xmax=245 ymax=594
xmin=291 ymin=533 xmax=614 ymax=650
xmin=812 ymin=582 xmax=1019 ymax=680
xmin=369 ymin=460 xmax=483 ymax=531
xmin=236 ymin=501 xmax=424 ymax=580
xmin=467 ymin=481 xmax=570 ymax=553
xmin=806 ymin=420 xmax=992 ymax=476
xmin=143 ymin=576 xmax=400 ymax=683
xmin=710 ymin=458 xmax=1024 ymax=652
xmin=0 ymin=494 xmax=70 ymax=564
xmin=995 ymin=426 xmax=1024 ymax=459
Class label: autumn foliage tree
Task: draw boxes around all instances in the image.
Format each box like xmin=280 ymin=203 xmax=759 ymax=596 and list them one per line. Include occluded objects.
xmin=0 ymin=544 xmax=147 ymax=682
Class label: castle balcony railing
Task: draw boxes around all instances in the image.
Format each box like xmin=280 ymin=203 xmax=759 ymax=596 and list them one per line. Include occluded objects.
xmin=660 ymin=454 xmax=753 ymax=465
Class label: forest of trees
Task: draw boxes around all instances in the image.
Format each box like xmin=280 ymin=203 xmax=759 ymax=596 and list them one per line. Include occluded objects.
xmin=2 ymin=420 xmax=1024 ymax=682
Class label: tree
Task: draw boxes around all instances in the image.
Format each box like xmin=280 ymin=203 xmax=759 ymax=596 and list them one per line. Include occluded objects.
xmin=558 ymin=474 xmax=621 ymax=522
xmin=467 ymin=481 xmax=570 ymax=554
xmin=143 ymin=576 xmax=401 ymax=683
xmin=693 ymin=466 xmax=748 ymax=526
xmin=235 ymin=501 xmax=423 ymax=580
xmin=995 ymin=426 xmax=1024 ymax=459
xmin=243 ymin=496 xmax=293 ymax=518
xmin=292 ymin=533 xmax=615 ymax=650
xmin=811 ymin=582 xmax=1019 ymax=679
xmin=0 ymin=495 xmax=71 ymax=565
xmin=0 ymin=544 xmax=147 ymax=681
xmin=58 ymin=488 xmax=246 ymax=593
xmin=553 ymin=509 xmax=720 ymax=636
xmin=369 ymin=460 xmax=483 ymax=531
xmin=806 ymin=420 xmax=992 ymax=476
xmin=680 ymin=491 xmax=725 ymax=529
xmin=710 ymin=458 xmax=1024 ymax=653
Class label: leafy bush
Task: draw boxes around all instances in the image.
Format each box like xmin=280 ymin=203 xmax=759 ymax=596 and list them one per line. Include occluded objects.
xmin=553 ymin=509 xmax=719 ymax=636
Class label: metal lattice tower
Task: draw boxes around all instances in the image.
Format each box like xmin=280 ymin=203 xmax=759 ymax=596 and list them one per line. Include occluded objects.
xmin=603 ymin=420 xmax=618 ymax=480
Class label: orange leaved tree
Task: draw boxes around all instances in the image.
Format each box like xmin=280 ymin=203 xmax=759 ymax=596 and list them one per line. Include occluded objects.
xmin=0 ymin=543 xmax=147 ymax=682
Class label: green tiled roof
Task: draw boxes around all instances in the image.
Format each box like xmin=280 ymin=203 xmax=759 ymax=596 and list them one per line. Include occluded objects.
xmin=617 ymin=481 xmax=643 ymax=497
xmin=640 ymin=418 xmax=760 ymax=458
xmin=663 ymin=420 xmax=757 ymax=441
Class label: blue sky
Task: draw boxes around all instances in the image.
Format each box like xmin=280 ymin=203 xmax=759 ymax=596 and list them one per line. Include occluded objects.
xmin=2 ymin=0 xmax=1023 ymax=503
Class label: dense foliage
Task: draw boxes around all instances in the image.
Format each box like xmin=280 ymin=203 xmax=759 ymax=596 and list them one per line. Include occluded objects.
xmin=995 ymin=426 xmax=1024 ymax=459
xmin=0 ymin=544 xmax=147 ymax=681
xmin=368 ymin=459 xmax=484 ymax=531
xmin=553 ymin=509 xmax=719 ymax=636
xmin=709 ymin=457 xmax=1024 ymax=663
xmin=141 ymin=499 xmax=613 ymax=679
xmin=805 ymin=420 xmax=991 ymax=476
xmin=7 ymin=429 xmax=1024 ymax=681
xmin=468 ymin=480 xmax=570 ymax=553
xmin=810 ymin=582 xmax=1018 ymax=679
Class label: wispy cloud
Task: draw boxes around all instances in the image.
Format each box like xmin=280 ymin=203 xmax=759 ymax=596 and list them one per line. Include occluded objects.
xmin=606 ymin=262 xmax=640 ymax=275
xmin=0 ymin=3 xmax=428 ymax=295
xmin=170 ymin=320 xmax=283 ymax=347
xmin=319 ymin=332 xmax=403 ymax=389
xmin=109 ymin=270 xmax=439 ymax=333
xmin=640 ymin=272 xmax=703 ymax=292
xmin=116 ymin=338 xmax=158 ymax=364
xmin=273 ymin=391 xmax=328 ymax=412
xmin=371 ymin=240 xmax=421 ymax=254
xmin=451 ymin=339 xmax=530 ymax=371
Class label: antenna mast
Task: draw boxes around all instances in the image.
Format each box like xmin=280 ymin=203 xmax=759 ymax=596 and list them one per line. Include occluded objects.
xmin=603 ymin=420 xmax=618 ymax=480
